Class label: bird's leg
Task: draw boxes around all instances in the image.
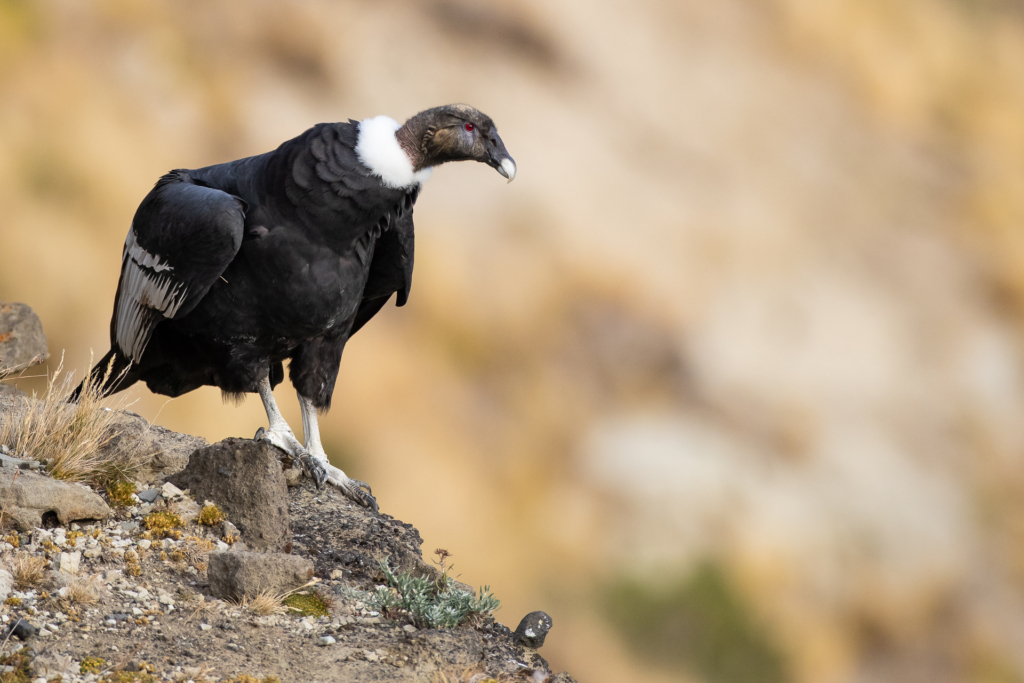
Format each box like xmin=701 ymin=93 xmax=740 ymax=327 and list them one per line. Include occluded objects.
xmin=299 ymin=394 xmax=378 ymax=513
xmin=254 ymin=376 xmax=306 ymax=459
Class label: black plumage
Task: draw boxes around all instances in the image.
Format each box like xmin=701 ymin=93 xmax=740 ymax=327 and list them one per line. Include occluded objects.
xmin=73 ymin=104 xmax=515 ymax=510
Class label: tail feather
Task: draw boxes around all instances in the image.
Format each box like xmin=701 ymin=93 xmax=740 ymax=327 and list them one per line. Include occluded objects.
xmin=67 ymin=350 xmax=138 ymax=403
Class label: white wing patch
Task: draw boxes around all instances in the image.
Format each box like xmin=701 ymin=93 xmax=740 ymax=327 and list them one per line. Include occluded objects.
xmin=355 ymin=115 xmax=433 ymax=189
xmin=115 ymin=229 xmax=188 ymax=362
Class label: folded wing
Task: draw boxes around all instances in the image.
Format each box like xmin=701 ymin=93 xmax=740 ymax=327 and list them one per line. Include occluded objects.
xmin=111 ymin=171 xmax=246 ymax=363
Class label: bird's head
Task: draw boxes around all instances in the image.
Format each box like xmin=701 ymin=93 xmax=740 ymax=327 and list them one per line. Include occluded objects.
xmin=397 ymin=104 xmax=516 ymax=182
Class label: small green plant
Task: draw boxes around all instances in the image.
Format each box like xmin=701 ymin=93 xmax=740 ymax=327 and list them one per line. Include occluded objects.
xmin=80 ymin=657 xmax=105 ymax=674
xmin=106 ymin=480 xmax=137 ymax=507
xmin=283 ymin=590 xmax=331 ymax=617
xmin=0 ymin=648 xmax=32 ymax=682
xmin=196 ymin=502 xmax=225 ymax=526
xmin=374 ymin=555 xmax=500 ymax=629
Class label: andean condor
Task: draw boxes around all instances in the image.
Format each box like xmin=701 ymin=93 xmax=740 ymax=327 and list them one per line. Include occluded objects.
xmin=72 ymin=104 xmax=516 ymax=513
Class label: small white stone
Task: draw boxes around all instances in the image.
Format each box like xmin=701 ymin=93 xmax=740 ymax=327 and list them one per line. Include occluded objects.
xmin=215 ymin=541 xmax=229 ymax=551
xmin=319 ymin=635 xmax=336 ymax=646
xmin=200 ymin=623 xmax=212 ymax=631
xmin=37 ymin=628 xmax=51 ymax=637
xmin=58 ymin=551 xmax=81 ymax=575
xmin=402 ymin=624 xmax=417 ymax=633
xmin=161 ymin=482 xmax=184 ymax=498
xmin=83 ymin=548 xmax=102 ymax=559
xmin=138 ymin=539 xmax=152 ymax=550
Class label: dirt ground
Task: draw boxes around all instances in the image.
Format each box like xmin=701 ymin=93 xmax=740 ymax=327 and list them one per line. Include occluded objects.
xmin=1 ymin=461 xmax=573 ymax=683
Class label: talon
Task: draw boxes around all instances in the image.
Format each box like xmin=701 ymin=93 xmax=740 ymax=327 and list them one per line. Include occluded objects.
xmin=300 ymin=453 xmax=328 ymax=489
xmin=342 ymin=479 xmax=378 ymax=514
xmin=351 ymin=479 xmax=373 ymax=495
xmin=254 ymin=427 xmax=267 ymax=441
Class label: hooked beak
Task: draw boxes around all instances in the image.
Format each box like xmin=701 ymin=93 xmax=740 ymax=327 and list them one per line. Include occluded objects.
xmin=486 ymin=132 xmax=517 ymax=184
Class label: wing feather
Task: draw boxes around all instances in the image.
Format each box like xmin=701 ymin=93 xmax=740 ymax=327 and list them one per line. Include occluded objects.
xmin=110 ymin=172 xmax=245 ymax=363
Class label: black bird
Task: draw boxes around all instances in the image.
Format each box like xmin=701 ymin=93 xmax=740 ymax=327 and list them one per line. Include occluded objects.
xmin=72 ymin=104 xmax=516 ymax=512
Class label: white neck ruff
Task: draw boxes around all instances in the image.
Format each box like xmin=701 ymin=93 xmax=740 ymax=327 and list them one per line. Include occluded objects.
xmin=355 ymin=115 xmax=433 ymax=189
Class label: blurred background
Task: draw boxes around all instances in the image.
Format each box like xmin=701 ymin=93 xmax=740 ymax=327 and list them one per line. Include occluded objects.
xmin=3 ymin=0 xmax=1024 ymax=681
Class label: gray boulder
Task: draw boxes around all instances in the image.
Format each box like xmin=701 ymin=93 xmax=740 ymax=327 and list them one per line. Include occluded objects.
xmin=0 ymin=302 xmax=48 ymax=372
xmin=207 ymin=550 xmax=314 ymax=600
xmin=168 ymin=438 xmax=290 ymax=552
xmin=104 ymin=410 xmax=207 ymax=484
xmin=0 ymin=468 xmax=110 ymax=530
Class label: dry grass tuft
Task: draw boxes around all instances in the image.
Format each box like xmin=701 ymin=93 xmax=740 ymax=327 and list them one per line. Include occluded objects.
xmin=233 ymin=580 xmax=320 ymax=617
xmin=237 ymin=590 xmax=289 ymax=616
xmin=0 ymin=353 xmax=142 ymax=485
xmin=55 ymin=574 xmax=103 ymax=608
xmin=7 ymin=551 xmax=47 ymax=589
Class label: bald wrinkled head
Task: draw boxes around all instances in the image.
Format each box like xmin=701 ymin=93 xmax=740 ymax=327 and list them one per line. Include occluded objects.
xmin=397 ymin=104 xmax=516 ymax=182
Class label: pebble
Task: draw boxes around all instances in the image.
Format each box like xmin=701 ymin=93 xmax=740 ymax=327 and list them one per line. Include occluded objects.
xmin=37 ymin=628 xmax=51 ymax=637
xmin=402 ymin=624 xmax=417 ymax=633
xmin=138 ymin=540 xmax=152 ymax=550
xmin=514 ymin=611 xmax=553 ymax=649
xmin=200 ymin=624 xmax=212 ymax=631
xmin=161 ymin=482 xmax=185 ymax=499
xmin=137 ymin=489 xmax=161 ymax=504
xmin=120 ymin=521 xmax=140 ymax=532
xmin=319 ymin=635 xmax=336 ymax=646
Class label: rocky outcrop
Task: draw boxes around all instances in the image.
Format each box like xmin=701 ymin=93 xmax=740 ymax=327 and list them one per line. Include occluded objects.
xmin=0 ymin=302 xmax=48 ymax=373
xmin=0 ymin=468 xmax=109 ymax=530
xmin=168 ymin=438 xmax=291 ymax=552
xmin=207 ymin=550 xmax=315 ymax=600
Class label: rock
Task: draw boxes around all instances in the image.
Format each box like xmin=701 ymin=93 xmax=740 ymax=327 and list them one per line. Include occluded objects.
xmin=319 ymin=635 xmax=336 ymax=646
xmin=31 ymin=653 xmax=77 ymax=680
xmin=0 ymin=469 xmax=110 ymax=531
xmin=168 ymin=439 xmax=290 ymax=552
xmin=58 ymin=551 xmax=81 ymax=575
xmin=0 ymin=569 xmax=12 ymax=601
xmin=120 ymin=521 xmax=139 ymax=532
xmin=207 ymin=550 xmax=314 ymax=601
xmin=102 ymin=410 xmax=208 ymax=484
xmin=161 ymin=482 xmax=185 ymax=499
xmin=137 ymin=489 xmax=160 ymax=503
xmin=514 ymin=611 xmax=553 ymax=648
xmin=0 ymin=303 xmax=48 ymax=372
xmin=402 ymin=624 xmax=417 ymax=633
xmin=4 ymin=618 xmax=36 ymax=640
xmin=283 ymin=467 xmax=303 ymax=487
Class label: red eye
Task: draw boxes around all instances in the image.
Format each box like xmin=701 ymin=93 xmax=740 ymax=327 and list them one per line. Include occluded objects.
xmin=464 ymin=123 xmax=475 ymax=132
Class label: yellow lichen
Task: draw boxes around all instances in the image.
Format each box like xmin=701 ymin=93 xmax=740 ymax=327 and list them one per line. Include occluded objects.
xmin=197 ymin=503 xmax=225 ymax=527
xmin=105 ymin=480 xmax=137 ymax=508
xmin=80 ymin=656 xmax=105 ymax=674
xmin=142 ymin=511 xmax=182 ymax=533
